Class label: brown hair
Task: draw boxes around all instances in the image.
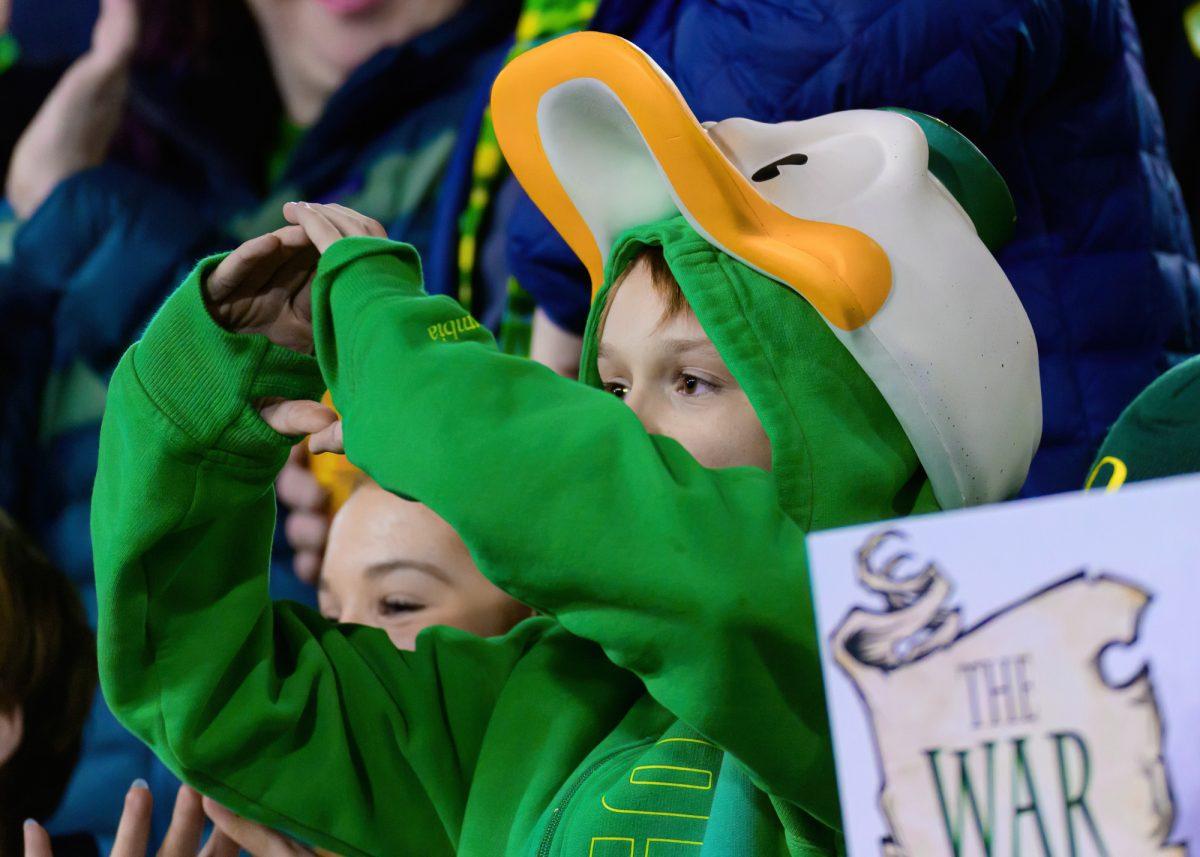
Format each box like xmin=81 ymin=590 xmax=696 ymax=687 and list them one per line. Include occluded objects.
xmin=597 ymin=245 xmax=690 ymax=339
xmin=0 ymin=510 xmax=96 ymax=853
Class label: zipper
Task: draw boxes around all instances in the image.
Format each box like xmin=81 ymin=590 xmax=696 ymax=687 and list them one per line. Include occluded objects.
xmin=535 ymin=742 xmax=648 ymax=857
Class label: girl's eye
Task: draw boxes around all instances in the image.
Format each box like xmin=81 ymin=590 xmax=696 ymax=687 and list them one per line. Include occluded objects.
xmin=604 ymin=382 xmax=630 ymax=400
xmin=677 ymin=374 xmax=717 ymax=396
xmin=379 ymin=598 xmax=423 ymax=617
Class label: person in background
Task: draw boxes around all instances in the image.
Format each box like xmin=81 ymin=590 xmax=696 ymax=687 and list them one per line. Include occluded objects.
xmin=1084 ymin=353 xmax=1200 ymax=491
xmin=0 ymin=0 xmax=92 ymax=181
xmin=0 ymin=509 xmax=94 ymax=857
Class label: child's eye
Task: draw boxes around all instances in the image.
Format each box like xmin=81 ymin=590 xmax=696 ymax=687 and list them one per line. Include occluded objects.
xmin=676 ymin=373 xmax=717 ymax=397
xmin=379 ymin=598 xmax=423 ymax=617
xmin=604 ymin=382 xmax=630 ymax=400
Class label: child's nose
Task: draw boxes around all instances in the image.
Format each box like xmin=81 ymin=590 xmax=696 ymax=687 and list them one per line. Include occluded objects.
xmin=624 ymin=392 xmax=663 ymax=436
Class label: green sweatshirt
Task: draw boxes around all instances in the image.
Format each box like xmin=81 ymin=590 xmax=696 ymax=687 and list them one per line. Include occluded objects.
xmin=1085 ymin=354 xmax=1200 ymax=491
xmin=93 ymin=215 xmax=937 ymax=856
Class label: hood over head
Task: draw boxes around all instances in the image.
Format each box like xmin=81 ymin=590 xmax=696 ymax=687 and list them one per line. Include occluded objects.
xmin=582 ymin=215 xmax=939 ymax=531
xmin=492 ymin=31 xmax=1042 ymax=510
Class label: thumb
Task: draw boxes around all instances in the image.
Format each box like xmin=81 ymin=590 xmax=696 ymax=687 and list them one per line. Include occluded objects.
xmin=257 ymin=398 xmax=338 ymax=438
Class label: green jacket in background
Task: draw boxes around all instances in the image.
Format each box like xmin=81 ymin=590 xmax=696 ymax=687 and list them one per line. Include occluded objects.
xmin=93 ymin=216 xmax=937 ymax=856
xmin=1085 ymin=354 xmax=1200 ymax=491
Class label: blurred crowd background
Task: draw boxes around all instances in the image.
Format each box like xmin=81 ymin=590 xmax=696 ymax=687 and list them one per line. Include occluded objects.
xmin=2 ymin=0 xmax=1199 ymax=853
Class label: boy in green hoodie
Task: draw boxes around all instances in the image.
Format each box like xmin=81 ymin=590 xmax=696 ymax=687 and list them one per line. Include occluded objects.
xmin=91 ymin=34 xmax=1042 ymax=857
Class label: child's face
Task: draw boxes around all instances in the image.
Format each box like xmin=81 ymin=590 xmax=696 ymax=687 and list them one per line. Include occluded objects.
xmin=319 ymin=484 xmax=530 ymax=650
xmin=596 ymin=260 xmax=773 ymax=471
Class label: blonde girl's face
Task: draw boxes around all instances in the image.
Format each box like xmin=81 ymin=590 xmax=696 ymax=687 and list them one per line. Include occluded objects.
xmin=319 ymin=482 xmax=530 ymax=650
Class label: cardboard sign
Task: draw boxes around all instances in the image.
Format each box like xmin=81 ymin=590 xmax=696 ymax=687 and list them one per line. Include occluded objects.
xmin=808 ymin=475 xmax=1200 ymax=856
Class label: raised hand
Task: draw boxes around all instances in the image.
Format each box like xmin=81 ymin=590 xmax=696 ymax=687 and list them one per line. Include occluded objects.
xmin=5 ymin=0 xmax=139 ymax=218
xmin=205 ymin=225 xmax=321 ymax=354
xmin=243 ymin=202 xmax=379 ymax=451
xmin=281 ymin=202 xmax=387 ymax=253
xmin=206 ymin=203 xmax=386 ymax=354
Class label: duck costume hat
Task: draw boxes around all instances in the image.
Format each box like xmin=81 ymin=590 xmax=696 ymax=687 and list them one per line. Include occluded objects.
xmin=493 ymin=32 xmax=1042 ymax=509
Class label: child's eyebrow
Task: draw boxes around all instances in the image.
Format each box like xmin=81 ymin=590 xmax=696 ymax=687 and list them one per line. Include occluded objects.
xmin=660 ymin=337 xmax=720 ymax=358
xmin=366 ymin=559 xmax=452 ymax=585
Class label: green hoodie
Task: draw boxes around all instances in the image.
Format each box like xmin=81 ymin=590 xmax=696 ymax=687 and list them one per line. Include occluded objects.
xmin=93 ymin=216 xmax=937 ymax=857
xmin=1084 ymin=354 xmax=1200 ymax=492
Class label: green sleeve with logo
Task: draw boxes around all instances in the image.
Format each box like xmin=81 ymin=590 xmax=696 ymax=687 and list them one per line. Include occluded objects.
xmin=91 ymin=255 xmax=558 ymax=857
xmin=312 ymin=237 xmax=839 ymax=828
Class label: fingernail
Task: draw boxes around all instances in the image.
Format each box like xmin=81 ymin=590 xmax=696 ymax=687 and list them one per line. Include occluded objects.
xmin=23 ymin=819 xmax=37 ymax=829
xmin=130 ymin=778 xmax=148 ymax=791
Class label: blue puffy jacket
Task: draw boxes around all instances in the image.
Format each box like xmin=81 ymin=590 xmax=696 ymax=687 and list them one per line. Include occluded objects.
xmin=509 ymin=0 xmax=1200 ymax=496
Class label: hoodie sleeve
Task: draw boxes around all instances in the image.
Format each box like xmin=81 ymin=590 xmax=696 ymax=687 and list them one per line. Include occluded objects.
xmin=91 ymin=256 xmax=551 ymax=857
xmin=313 ymin=237 xmax=840 ymax=830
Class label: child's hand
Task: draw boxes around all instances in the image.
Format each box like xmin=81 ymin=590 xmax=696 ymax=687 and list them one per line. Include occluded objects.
xmin=23 ymin=782 xmax=236 ymax=857
xmin=206 ymin=203 xmax=384 ymax=353
xmin=282 ymin=202 xmax=387 ymax=253
xmin=202 ymin=797 xmax=318 ymax=856
xmin=206 ymin=225 xmax=320 ymax=354
xmin=23 ymin=781 xmax=319 ymax=856
xmin=257 ymin=399 xmax=344 ymax=456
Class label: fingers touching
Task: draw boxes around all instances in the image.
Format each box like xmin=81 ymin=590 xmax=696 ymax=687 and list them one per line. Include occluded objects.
xmin=203 ymin=797 xmax=315 ymax=856
xmin=282 ymin=202 xmax=386 ymax=253
xmin=308 ymin=419 xmax=344 ymax=455
xmin=256 ymin=399 xmax=343 ymax=457
xmin=257 ymin=399 xmax=338 ymax=438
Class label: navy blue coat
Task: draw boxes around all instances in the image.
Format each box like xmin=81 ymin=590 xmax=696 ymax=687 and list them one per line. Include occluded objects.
xmin=509 ymin=0 xmax=1200 ymax=496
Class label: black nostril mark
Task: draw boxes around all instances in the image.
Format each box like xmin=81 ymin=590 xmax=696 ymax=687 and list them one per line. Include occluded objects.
xmin=751 ymin=153 xmax=809 ymax=182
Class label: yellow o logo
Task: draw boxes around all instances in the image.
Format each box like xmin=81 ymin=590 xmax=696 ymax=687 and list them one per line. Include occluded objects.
xmin=1084 ymin=456 xmax=1127 ymax=493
